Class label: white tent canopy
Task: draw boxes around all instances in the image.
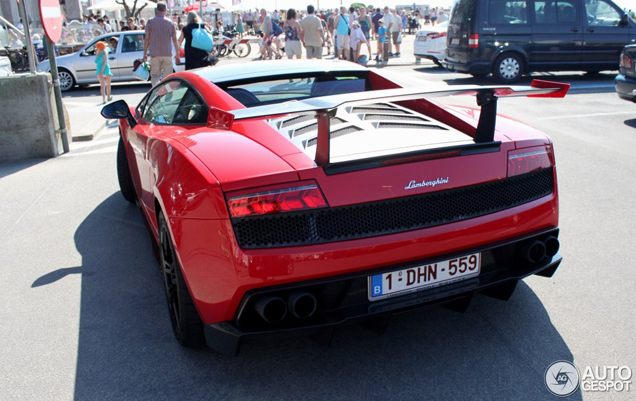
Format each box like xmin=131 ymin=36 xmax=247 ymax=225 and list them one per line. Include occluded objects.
xmin=88 ymin=0 xmax=158 ymax=11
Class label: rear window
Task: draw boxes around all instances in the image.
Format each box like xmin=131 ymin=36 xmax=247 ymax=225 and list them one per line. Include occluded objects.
xmin=488 ymin=0 xmax=528 ymax=24
xmin=451 ymin=0 xmax=476 ymax=24
xmin=222 ymin=76 xmax=367 ymax=108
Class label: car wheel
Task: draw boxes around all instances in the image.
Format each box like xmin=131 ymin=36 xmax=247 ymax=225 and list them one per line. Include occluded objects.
xmin=158 ymin=212 xmax=204 ymax=348
xmin=493 ymin=53 xmax=523 ymax=83
xmin=117 ymin=137 xmax=136 ymax=203
xmin=57 ymin=68 xmax=75 ymax=91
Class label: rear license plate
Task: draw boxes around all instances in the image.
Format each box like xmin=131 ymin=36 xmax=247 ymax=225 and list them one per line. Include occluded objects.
xmin=451 ymin=38 xmax=460 ymax=45
xmin=368 ymin=253 xmax=481 ymax=301
xmin=417 ymin=36 xmax=427 ymax=42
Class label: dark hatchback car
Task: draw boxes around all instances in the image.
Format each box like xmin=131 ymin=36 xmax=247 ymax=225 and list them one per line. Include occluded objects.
xmin=616 ymin=45 xmax=636 ymax=102
xmin=445 ymin=0 xmax=636 ymax=82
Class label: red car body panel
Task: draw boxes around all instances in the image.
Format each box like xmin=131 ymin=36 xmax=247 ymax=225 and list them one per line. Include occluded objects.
xmin=110 ymin=61 xmax=564 ymax=353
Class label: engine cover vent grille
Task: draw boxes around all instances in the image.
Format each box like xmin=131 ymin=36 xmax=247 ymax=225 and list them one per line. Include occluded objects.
xmin=306 ymin=126 xmax=363 ymax=146
xmin=376 ymin=122 xmax=448 ymax=130
xmin=363 ymin=115 xmax=431 ymax=123
xmin=231 ymin=168 xmax=555 ymax=249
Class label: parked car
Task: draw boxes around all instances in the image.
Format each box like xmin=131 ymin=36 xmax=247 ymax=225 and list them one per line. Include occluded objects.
xmin=414 ymin=21 xmax=448 ymax=65
xmin=615 ymin=44 xmax=636 ymax=102
xmin=101 ymin=60 xmax=568 ymax=355
xmin=37 ymin=31 xmax=184 ymax=91
xmin=445 ymin=0 xmax=636 ymax=82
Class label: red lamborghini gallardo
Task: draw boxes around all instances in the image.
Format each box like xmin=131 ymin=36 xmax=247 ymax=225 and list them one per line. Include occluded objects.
xmin=101 ymin=60 xmax=568 ymax=355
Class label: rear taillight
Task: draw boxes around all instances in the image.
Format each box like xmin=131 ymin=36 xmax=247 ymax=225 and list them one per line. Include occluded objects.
xmin=427 ymin=32 xmax=447 ymax=40
xmin=227 ymin=182 xmax=328 ymax=218
xmin=620 ymin=53 xmax=633 ymax=69
xmin=468 ymin=34 xmax=479 ymax=48
xmin=507 ymin=146 xmax=553 ymax=177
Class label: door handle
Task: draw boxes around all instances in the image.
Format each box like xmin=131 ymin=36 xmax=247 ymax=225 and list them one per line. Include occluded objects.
xmin=570 ymin=27 xmax=579 ymax=32
xmin=108 ymin=57 xmax=116 ymax=60
xmin=587 ymin=28 xmax=595 ymax=33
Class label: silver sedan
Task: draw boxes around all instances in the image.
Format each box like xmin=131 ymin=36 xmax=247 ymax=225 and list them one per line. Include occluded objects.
xmin=37 ymin=30 xmax=184 ymax=91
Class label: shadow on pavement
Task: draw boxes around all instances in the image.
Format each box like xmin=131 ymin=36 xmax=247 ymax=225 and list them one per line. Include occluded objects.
xmin=69 ymin=193 xmax=581 ymax=400
xmin=0 ymin=158 xmax=47 ymax=180
xmin=624 ymin=119 xmax=636 ymax=129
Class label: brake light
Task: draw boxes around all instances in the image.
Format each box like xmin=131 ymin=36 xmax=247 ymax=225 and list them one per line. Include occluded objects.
xmin=427 ymin=32 xmax=447 ymax=40
xmin=620 ymin=53 xmax=633 ymax=69
xmin=468 ymin=34 xmax=479 ymax=48
xmin=507 ymin=147 xmax=553 ymax=177
xmin=227 ymin=183 xmax=328 ymax=217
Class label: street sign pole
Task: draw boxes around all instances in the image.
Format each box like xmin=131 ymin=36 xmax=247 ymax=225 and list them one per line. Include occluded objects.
xmin=45 ymin=36 xmax=70 ymax=154
xmin=16 ymin=0 xmax=37 ymax=73
xmin=40 ymin=0 xmax=69 ymax=154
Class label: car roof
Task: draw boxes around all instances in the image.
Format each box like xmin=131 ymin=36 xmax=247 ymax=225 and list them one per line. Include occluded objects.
xmin=192 ymin=60 xmax=369 ymax=84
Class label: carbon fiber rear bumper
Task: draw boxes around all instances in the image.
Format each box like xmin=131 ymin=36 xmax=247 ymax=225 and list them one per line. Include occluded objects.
xmin=204 ymin=228 xmax=562 ymax=356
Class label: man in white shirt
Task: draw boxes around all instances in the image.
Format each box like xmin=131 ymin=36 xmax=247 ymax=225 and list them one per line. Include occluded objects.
xmin=300 ymin=5 xmax=325 ymax=59
xmin=390 ymin=8 xmax=402 ymax=56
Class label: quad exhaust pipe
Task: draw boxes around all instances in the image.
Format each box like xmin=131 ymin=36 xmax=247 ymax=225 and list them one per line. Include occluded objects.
xmin=287 ymin=291 xmax=317 ymax=319
xmin=255 ymin=291 xmax=318 ymax=323
xmin=519 ymin=235 xmax=560 ymax=264
xmin=254 ymin=295 xmax=287 ymax=323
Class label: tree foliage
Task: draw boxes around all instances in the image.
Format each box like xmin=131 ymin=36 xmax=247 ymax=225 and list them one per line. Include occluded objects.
xmin=350 ymin=3 xmax=367 ymax=10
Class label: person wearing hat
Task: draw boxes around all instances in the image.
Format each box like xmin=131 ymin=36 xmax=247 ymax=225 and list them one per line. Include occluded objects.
xmin=350 ymin=20 xmax=371 ymax=64
xmin=94 ymin=41 xmax=113 ymax=103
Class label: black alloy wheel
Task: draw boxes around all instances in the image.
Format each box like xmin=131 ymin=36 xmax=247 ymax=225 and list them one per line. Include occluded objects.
xmin=158 ymin=212 xmax=204 ymax=347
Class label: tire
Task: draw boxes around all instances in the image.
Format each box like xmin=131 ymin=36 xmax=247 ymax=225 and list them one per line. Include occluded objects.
xmin=492 ymin=53 xmax=523 ymax=83
xmin=117 ymin=137 xmax=136 ymax=203
xmin=57 ymin=68 xmax=75 ymax=92
xmin=158 ymin=212 xmax=204 ymax=348
xmin=233 ymin=43 xmax=251 ymax=58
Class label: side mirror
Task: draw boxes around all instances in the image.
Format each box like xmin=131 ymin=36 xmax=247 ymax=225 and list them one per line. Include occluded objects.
xmin=101 ymin=99 xmax=137 ymax=128
xmin=80 ymin=51 xmax=89 ymax=56
xmin=620 ymin=13 xmax=629 ymax=27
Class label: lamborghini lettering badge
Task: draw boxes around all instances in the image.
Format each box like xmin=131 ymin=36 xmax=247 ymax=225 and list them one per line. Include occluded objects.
xmin=404 ymin=177 xmax=450 ymax=190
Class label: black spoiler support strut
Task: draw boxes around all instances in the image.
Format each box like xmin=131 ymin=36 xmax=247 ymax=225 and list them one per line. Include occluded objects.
xmin=229 ymin=79 xmax=570 ymax=166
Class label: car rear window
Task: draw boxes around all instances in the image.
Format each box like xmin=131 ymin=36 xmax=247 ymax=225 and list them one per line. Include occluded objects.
xmin=223 ymin=76 xmax=367 ymax=108
xmin=450 ymin=0 xmax=476 ymax=25
xmin=488 ymin=0 xmax=528 ymax=24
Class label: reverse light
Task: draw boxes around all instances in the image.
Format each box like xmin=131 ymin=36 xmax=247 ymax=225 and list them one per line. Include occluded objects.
xmin=227 ymin=183 xmax=328 ymax=218
xmin=427 ymin=32 xmax=447 ymax=40
xmin=620 ymin=53 xmax=633 ymax=69
xmin=507 ymin=147 xmax=553 ymax=177
xmin=468 ymin=34 xmax=479 ymax=48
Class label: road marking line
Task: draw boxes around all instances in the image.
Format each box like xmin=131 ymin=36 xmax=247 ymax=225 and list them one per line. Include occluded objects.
xmin=538 ymin=111 xmax=635 ymax=120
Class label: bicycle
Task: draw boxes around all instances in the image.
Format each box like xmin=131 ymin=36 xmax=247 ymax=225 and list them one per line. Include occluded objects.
xmin=5 ymin=47 xmax=28 ymax=72
xmin=213 ymin=31 xmax=251 ymax=58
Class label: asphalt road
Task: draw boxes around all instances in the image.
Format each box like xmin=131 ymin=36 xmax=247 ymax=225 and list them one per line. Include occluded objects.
xmin=0 ymin=63 xmax=634 ymax=400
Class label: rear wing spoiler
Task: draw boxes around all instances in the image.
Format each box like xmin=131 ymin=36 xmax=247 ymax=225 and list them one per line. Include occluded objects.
xmin=228 ymin=79 xmax=569 ymax=166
